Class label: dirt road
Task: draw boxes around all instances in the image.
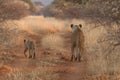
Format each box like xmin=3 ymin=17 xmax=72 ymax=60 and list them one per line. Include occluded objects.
xmin=0 ymin=32 xmax=107 ymax=80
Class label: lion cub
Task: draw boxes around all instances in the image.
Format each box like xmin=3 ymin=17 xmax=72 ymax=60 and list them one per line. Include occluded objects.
xmin=24 ymin=39 xmax=36 ymax=59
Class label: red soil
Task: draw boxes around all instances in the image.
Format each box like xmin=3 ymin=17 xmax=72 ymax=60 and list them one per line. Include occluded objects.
xmin=0 ymin=32 xmax=119 ymax=80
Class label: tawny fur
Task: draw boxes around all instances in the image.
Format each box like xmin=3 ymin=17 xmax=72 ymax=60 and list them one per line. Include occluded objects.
xmin=71 ymin=24 xmax=85 ymax=62
xmin=24 ymin=40 xmax=36 ymax=59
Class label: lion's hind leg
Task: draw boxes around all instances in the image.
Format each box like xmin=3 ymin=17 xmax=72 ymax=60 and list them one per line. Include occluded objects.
xmin=24 ymin=48 xmax=28 ymax=57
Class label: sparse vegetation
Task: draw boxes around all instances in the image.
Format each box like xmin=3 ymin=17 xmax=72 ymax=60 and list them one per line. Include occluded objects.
xmin=0 ymin=0 xmax=33 ymax=49
xmin=42 ymin=0 xmax=120 ymax=76
xmin=0 ymin=68 xmax=59 ymax=80
xmin=0 ymin=0 xmax=29 ymax=22
xmin=0 ymin=0 xmax=120 ymax=79
xmin=41 ymin=34 xmax=64 ymax=51
xmin=84 ymin=23 xmax=120 ymax=75
xmin=0 ymin=50 xmax=16 ymax=64
xmin=44 ymin=0 xmax=120 ymax=22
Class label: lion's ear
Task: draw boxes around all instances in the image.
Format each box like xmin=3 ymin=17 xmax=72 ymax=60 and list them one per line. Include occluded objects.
xmin=71 ymin=24 xmax=73 ymax=28
xmin=24 ymin=39 xmax=26 ymax=43
xmin=79 ymin=24 xmax=82 ymax=28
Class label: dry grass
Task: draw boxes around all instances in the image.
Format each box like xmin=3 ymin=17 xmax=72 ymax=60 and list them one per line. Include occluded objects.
xmin=87 ymin=53 xmax=107 ymax=75
xmin=41 ymin=33 xmax=65 ymax=51
xmin=16 ymin=16 xmax=70 ymax=34
xmin=0 ymin=50 xmax=16 ymax=64
xmin=0 ymin=15 xmax=120 ymax=78
xmin=85 ymin=24 xmax=120 ymax=75
xmin=0 ymin=68 xmax=59 ymax=80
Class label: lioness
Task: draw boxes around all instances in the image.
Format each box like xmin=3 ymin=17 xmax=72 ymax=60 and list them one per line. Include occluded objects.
xmin=70 ymin=24 xmax=85 ymax=62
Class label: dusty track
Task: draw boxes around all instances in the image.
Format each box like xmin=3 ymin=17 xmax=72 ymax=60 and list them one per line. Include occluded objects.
xmin=1 ymin=34 xmax=105 ymax=80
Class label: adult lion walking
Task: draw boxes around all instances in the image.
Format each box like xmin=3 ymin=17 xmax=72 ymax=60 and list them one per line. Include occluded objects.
xmin=70 ymin=24 xmax=85 ymax=62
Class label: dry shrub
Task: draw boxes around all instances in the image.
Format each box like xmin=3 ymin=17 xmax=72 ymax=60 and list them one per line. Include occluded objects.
xmin=1 ymin=15 xmax=70 ymax=49
xmin=0 ymin=0 xmax=30 ymax=48
xmin=41 ymin=34 xmax=64 ymax=51
xmin=0 ymin=25 xmax=16 ymax=48
xmin=87 ymin=48 xmax=120 ymax=75
xmin=18 ymin=16 xmax=70 ymax=34
xmin=0 ymin=21 xmax=23 ymax=49
xmin=0 ymin=0 xmax=29 ymax=22
xmin=44 ymin=0 xmax=120 ymax=23
xmin=106 ymin=47 xmax=120 ymax=74
xmin=85 ymin=24 xmax=120 ymax=75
